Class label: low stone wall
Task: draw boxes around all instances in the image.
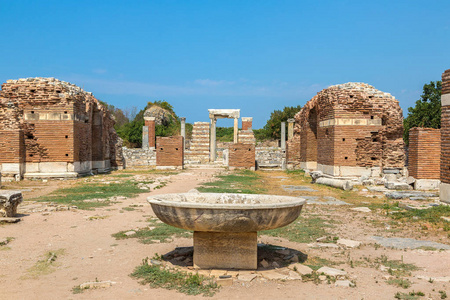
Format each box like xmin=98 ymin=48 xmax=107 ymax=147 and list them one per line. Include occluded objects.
xmin=122 ymin=147 xmax=156 ymax=167
xmin=256 ymin=147 xmax=284 ymax=169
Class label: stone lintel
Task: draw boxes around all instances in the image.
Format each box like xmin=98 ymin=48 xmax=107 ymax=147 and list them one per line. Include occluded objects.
xmin=208 ymin=109 xmax=240 ymax=119
xmin=193 ymin=231 xmax=257 ymax=270
xmin=441 ymin=94 xmax=450 ymax=106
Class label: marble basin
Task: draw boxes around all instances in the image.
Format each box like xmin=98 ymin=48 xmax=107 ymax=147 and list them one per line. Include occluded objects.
xmin=148 ymin=193 xmax=305 ymax=270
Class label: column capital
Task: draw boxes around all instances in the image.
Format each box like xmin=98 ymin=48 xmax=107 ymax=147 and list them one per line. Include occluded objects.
xmin=180 ymin=117 xmax=186 ymax=122
xmin=144 ymin=116 xmax=156 ymax=121
xmin=287 ymin=118 xmax=295 ymax=123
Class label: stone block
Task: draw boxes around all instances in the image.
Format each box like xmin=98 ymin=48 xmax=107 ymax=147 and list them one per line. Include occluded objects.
xmin=0 ymin=190 xmax=23 ymax=217
xmin=193 ymin=231 xmax=257 ymax=270
xmin=414 ymin=179 xmax=440 ymax=190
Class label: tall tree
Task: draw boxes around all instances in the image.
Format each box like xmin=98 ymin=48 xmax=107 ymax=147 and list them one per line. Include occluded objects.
xmin=403 ymin=81 xmax=441 ymax=144
xmin=264 ymin=105 xmax=302 ymax=140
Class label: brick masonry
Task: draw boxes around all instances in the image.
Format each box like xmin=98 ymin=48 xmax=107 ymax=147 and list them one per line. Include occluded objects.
xmin=156 ymin=136 xmax=184 ymax=167
xmin=241 ymin=117 xmax=252 ymax=131
xmin=286 ymin=135 xmax=300 ymax=165
xmin=292 ymin=82 xmax=405 ymax=175
xmin=228 ymin=143 xmax=255 ymax=169
xmin=441 ymin=69 xmax=450 ymax=185
xmin=0 ymin=77 xmax=124 ymax=178
xmin=408 ymin=127 xmax=440 ymax=180
xmin=145 ymin=118 xmax=156 ymax=148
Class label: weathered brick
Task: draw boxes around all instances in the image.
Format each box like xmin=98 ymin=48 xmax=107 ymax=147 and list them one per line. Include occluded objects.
xmin=228 ymin=143 xmax=255 ymax=169
xmin=156 ymin=136 xmax=184 ymax=167
xmin=408 ymin=127 xmax=440 ymax=180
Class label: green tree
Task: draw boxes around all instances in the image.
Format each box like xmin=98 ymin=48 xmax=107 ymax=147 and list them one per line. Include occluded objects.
xmin=403 ymin=81 xmax=441 ymax=144
xmin=263 ymin=105 xmax=302 ymax=140
xmin=116 ymin=100 xmax=180 ymax=147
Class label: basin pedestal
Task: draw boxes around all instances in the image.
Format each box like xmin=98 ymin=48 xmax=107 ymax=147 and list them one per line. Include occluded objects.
xmin=193 ymin=231 xmax=257 ymax=270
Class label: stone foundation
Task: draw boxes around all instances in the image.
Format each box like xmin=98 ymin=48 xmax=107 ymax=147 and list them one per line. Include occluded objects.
xmin=193 ymin=231 xmax=257 ymax=270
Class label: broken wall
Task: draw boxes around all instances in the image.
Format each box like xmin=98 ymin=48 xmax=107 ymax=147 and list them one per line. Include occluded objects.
xmin=293 ymin=83 xmax=405 ymax=177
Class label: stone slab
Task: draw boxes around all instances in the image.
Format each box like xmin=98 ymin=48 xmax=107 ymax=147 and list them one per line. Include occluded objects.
xmin=282 ymin=185 xmax=317 ymax=192
xmin=317 ymin=267 xmax=347 ymax=276
xmin=194 ymin=231 xmax=257 ymax=270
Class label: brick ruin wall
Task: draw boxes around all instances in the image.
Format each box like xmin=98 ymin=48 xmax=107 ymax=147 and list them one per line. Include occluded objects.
xmin=441 ymin=70 xmax=450 ymax=185
xmin=292 ymin=83 xmax=405 ymax=175
xmin=286 ymin=136 xmax=300 ymax=165
xmin=408 ymin=127 xmax=440 ymax=180
xmin=156 ymin=136 xmax=184 ymax=167
xmin=0 ymin=77 xmax=124 ymax=178
xmin=228 ymin=143 xmax=255 ymax=169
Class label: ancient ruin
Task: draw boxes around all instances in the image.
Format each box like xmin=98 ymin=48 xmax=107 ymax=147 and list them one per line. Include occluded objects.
xmin=0 ymin=77 xmax=123 ymax=180
xmin=440 ymin=69 xmax=450 ymax=203
xmin=408 ymin=127 xmax=441 ymax=190
xmin=289 ymin=82 xmax=405 ymax=177
xmin=148 ymin=193 xmax=305 ymax=269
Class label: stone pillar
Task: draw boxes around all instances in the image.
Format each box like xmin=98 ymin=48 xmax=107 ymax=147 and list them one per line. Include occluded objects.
xmin=234 ymin=117 xmax=239 ymax=143
xmin=180 ymin=117 xmax=186 ymax=150
xmin=210 ymin=118 xmax=217 ymax=162
xmin=144 ymin=117 xmax=156 ymax=149
xmin=281 ymin=121 xmax=286 ymax=151
xmin=440 ymin=69 xmax=450 ymax=203
xmin=287 ymin=118 xmax=295 ymax=140
xmin=242 ymin=117 xmax=253 ymax=131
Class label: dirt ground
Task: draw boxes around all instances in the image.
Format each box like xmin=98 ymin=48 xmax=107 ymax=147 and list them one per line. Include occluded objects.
xmin=1 ymin=168 xmax=449 ymax=300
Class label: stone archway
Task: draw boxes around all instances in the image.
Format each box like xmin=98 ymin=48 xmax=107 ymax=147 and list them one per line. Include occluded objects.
xmin=208 ymin=109 xmax=240 ymax=162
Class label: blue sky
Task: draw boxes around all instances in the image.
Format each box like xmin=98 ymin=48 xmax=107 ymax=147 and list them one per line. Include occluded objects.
xmin=1 ymin=0 xmax=449 ymax=128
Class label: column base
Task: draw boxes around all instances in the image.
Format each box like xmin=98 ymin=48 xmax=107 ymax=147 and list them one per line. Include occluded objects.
xmin=193 ymin=231 xmax=257 ymax=270
xmin=440 ymin=182 xmax=450 ymax=204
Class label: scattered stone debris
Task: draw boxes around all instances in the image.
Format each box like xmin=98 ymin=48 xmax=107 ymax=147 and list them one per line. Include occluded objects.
xmin=337 ymin=239 xmax=361 ymax=248
xmin=335 ymin=279 xmax=355 ymax=287
xmin=307 ymin=243 xmax=339 ymax=249
xmin=371 ymin=236 xmax=450 ymax=250
xmin=384 ymin=182 xmax=412 ymax=190
xmin=385 ymin=191 xmax=438 ymax=199
xmin=416 ymin=275 xmax=450 ymax=282
xmin=317 ymin=267 xmax=347 ymax=277
xmin=79 ymin=280 xmax=115 ymax=289
xmin=287 ymin=263 xmax=313 ymax=275
xmin=350 ymin=207 xmax=372 ymax=213
xmin=237 ymin=273 xmax=257 ymax=282
xmin=124 ymin=231 xmax=136 ymax=236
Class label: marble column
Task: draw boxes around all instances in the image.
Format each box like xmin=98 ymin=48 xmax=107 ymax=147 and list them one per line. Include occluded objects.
xmin=234 ymin=117 xmax=239 ymax=143
xmin=180 ymin=117 xmax=186 ymax=150
xmin=281 ymin=121 xmax=286 ymax=151
xmin=287 ymin=118 xmax=295 ymax=140
xmin=210 ymin=118 xmax=217 ymax=162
